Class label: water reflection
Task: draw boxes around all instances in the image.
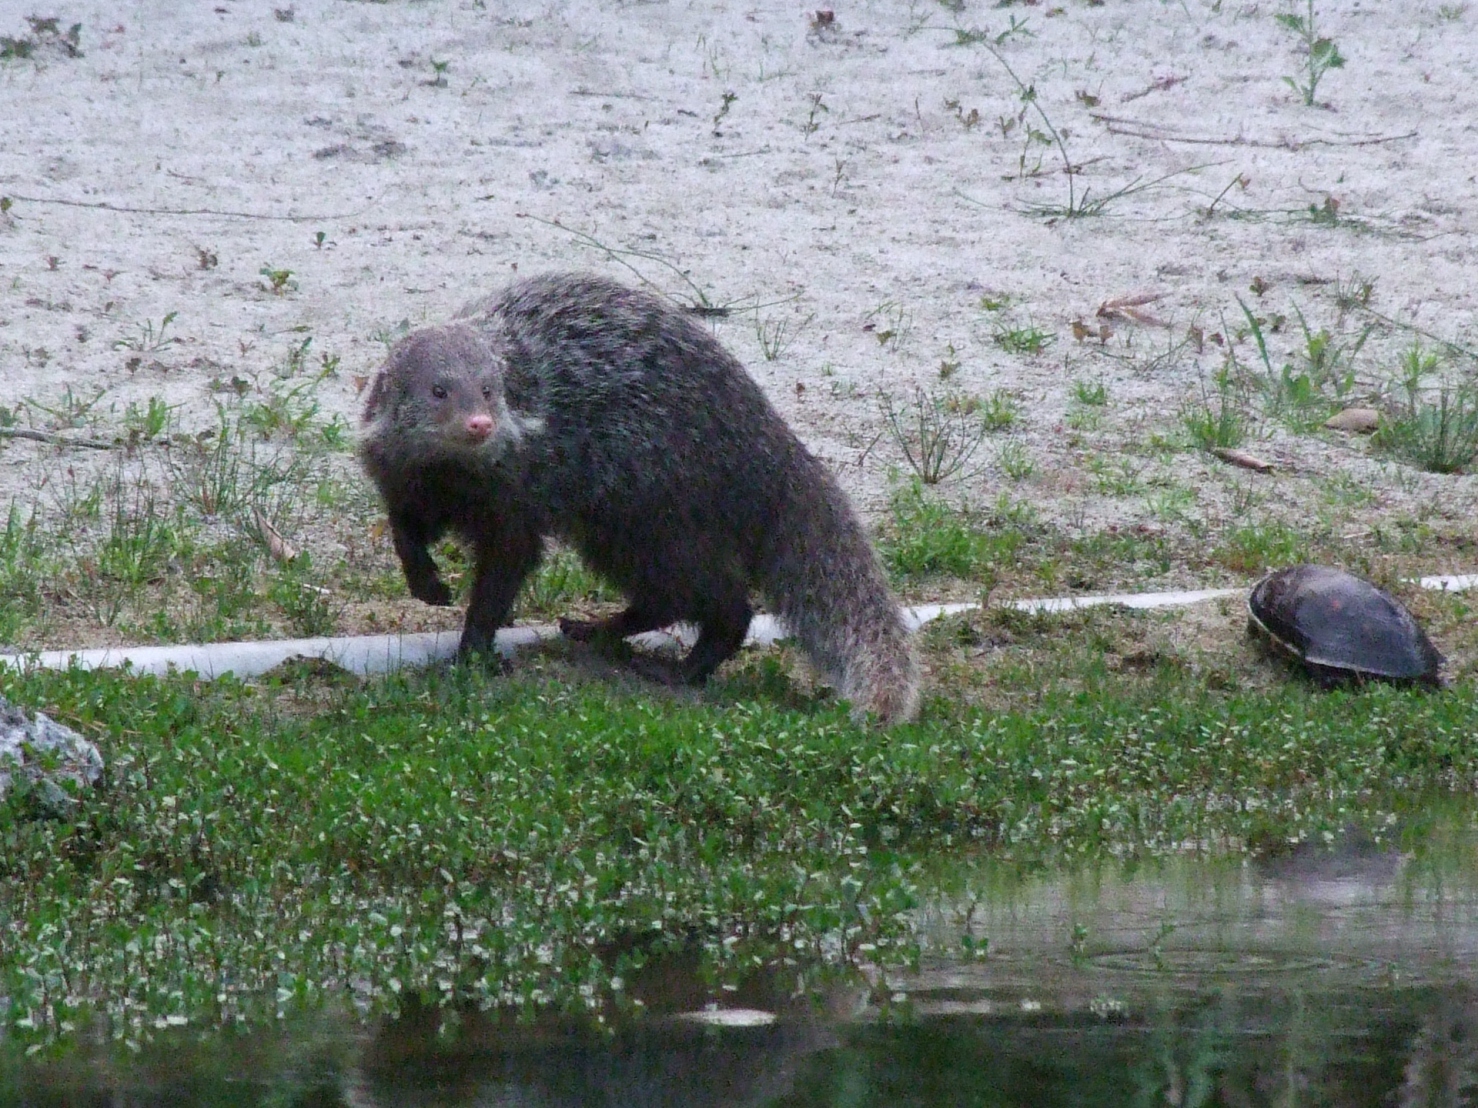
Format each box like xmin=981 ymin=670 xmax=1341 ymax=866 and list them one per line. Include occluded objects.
xmin=8 ymin=831 xmax=1478 ymax=1107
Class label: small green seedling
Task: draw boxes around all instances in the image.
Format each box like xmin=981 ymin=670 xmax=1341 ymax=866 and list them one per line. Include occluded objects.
xmin=1334 ymin=272 xmax=1375 ymax=314
xmin=1182 ymin=363 xmax=1249 ymax=451
xmin=998 ymin=440 xmax=1035 ymax=481
xmin=944 ymin=98 xmax=981 ymax=130
xmin=113 ymin=311 xmax=179 ymax=352
xmin=938 ymin=344 xmax=961 ymax=381
xmin=1276 ymin=0 xmax=1345 ymax=106
xmin=123 ymin=396 xmax=175 ymax=441
xmin=372 ymin=319 xmax=411 ymax=349
xmin=993 ymin=322 xmax=1056 ymax=355
xmin=1 ymin=17 xmax=82 ymax=60
xmin=866 ymin=301 xmax=914 ymax=351
xmin=1071 ymin=379 xmax=1108 ymax=406
xmin=979 ymin=389 xmax=1019 ymax=432
xmin=801 ymin=92 xmax=827 ymax=138
xmin=260 ymin=266 xmax=296 ymax=295
xmin=754 ymin=312 xmax=813 ymax=362
xmin=712 ymin=90 xmax=737 ymax=134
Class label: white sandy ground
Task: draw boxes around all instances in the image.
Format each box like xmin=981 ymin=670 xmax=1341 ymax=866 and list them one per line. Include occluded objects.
xmin=1 ymin=0 xmax=1475 ymax=617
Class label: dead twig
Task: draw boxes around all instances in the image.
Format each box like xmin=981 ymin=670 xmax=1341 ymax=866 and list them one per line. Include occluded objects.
xmin=1121 ymin=75 xmax=1187 ymax=103
xmin=252 ymin=508 xmax=300 ymax=563
xmin=0 ymin=427 xmax=115 ymax=451
xmin=2 ymin=193 xmax=354 ymax=222
xmin=1088 ymin=115 xmax=1416 ymax=151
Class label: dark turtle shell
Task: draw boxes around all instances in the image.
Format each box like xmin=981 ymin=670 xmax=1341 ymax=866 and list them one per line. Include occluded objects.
xmin=1247 ymin=565 xmax=1444 ymax=687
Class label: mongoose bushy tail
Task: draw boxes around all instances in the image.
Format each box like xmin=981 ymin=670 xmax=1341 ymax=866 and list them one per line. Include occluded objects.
xmin=358 ymin=272 xmax=920 ymax=725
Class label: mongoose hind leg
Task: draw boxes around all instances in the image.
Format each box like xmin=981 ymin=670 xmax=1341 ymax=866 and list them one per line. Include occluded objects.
xmin=458 ymin=529 xmax=544 ymax=660
xmin=559 ymin=602 xmax=675 ymax=645
xmin=675 ymin=597 xmax=753 ymax=685
xmin=608 ymin=597 xmax=752 ymax=689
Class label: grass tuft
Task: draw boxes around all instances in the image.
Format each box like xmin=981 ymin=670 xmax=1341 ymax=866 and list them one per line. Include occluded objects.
xmin=1372 ymin=344 xmax=1478 ymax=474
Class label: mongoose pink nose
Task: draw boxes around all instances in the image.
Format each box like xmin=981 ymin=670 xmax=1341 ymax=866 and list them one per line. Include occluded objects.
xmin=465 ymin=414 xmax=495 ymax=440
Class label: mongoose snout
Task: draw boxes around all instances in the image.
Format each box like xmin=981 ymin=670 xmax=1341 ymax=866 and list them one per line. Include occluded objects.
xmin=463 ymin=413 xmax=495 ymax=442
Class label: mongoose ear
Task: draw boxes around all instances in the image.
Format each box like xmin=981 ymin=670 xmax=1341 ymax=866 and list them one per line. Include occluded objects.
xmin=362 ymin=373 xmax=390 ymax=425
xmin=361 ymin=369 xmax=395 ymax=427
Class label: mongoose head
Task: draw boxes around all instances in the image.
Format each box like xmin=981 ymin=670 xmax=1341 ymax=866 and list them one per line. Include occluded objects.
xmin=360 ymin=324 xmax=537 ymax=465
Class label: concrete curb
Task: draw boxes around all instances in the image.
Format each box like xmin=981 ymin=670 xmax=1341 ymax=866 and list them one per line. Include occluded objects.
xmin=1 ymin=575 xmax=1471 ymax=681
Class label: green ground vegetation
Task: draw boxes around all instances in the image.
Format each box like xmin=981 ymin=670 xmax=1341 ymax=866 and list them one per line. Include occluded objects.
xmin=2 ymin=607 xmax=1476 ymax=1049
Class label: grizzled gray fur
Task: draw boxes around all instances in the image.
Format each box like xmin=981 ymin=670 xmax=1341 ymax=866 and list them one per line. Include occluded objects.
xmin=358 ymin=273 xmax=919 ymax=724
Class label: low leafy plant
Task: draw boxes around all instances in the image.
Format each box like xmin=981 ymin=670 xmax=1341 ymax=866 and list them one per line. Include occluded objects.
xmin=1072 ymin=379 xmax=1108 ymax=407
xmin=113 ymin=311 xmax=179 ymax=353
xmin=5 ymin=624 xmax=1478 ymax=1048
xmin=754 ymin=311 xmax=813 ymax=362
xmin=980 ymin=389 xmax=1020 ymax=432
xmin=0 ymin=503 xmax=46 ymax=642
xmin=1234 ymin=300 xmax=1367 ymax=426
xmin=259 ymin=266 xmax=296 ymax=295
xmin=882 ymin=481 xmax=1034 ymax=581
xmin=998 ymin=440 xmax=1035 ymax=481
xmin=1276 ymin=0 xmax=1345 ymax=106
xmin=59 ymin=472 xmax=195 ymax=627
xmin=516 ymin=545 xmax=619 ymax=617
xmin=1182 ymin=364 xmax=1249 ymax=451
xmin=122 ymin=396 xmax=175 ymax=441
xmin=1065 ymin=405 xmax=1102 ymax=433
xmin=269 ymin=553 xmax=339 ymax=637
xmin=1213 ymin=518 xmax=1312 ymax=574
xmin=865 ymin=300 xmax=913 ymax=351
xmin=1334 ymin=272 xmax=1375 ymax=315
xmin=992 ymin=322 xmax=1056 ymax=356
xmin=25 ymin=386 xmax=105 ymax=431
xmin=1089 ymin=456 xmax=1148 ymax=498
xmin=0 ymin=16 xmax=82 ymax=60
xmin=1373 ymin=345 xmax=1478 ymax=474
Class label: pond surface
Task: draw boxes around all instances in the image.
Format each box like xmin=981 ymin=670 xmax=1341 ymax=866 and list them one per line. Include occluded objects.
xmin=8 ymin=828 xmax=1478 ymax=1107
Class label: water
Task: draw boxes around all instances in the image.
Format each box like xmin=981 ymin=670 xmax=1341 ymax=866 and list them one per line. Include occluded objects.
xmin=8 ymin=830 xmax=1478 ymax=1106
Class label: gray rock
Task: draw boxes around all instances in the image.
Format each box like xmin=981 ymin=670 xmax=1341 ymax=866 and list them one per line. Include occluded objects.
xmin=0 ymin=694 xmax=103 ymax=812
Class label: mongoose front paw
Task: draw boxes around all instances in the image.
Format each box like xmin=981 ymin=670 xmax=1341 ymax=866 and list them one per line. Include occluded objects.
xmin=558 ymin=616 xmax=599 ymax=642
xmin=456 ymin=638 xmax=513 ymax=673
xmin=409 ymin=577 xmax=454 ymax=606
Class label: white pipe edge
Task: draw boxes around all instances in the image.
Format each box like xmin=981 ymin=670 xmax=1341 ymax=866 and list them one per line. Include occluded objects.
xmin=0 ymin=575 xmax=1471 ymax=682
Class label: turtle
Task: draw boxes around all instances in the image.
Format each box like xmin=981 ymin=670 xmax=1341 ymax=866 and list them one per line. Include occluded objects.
xmin=1247 ymin=565 xmax=1445 ymax=688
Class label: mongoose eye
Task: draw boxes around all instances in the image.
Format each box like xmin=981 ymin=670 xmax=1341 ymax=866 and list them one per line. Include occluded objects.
xmin=432 ymin=384 xmax=448 ymax=399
